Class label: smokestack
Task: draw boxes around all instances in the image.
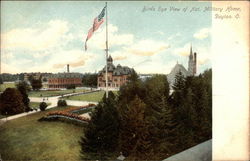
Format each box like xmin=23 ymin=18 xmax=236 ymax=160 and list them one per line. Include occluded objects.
xmin=67 ymin=64 xmax=69 ymax=73
xmin=194 ymin=52 xmax=197 ymax=75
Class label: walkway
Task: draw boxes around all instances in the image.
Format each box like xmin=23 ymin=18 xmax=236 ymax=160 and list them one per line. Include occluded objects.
xmin=0 ymin=90 xmax=99 ymax=122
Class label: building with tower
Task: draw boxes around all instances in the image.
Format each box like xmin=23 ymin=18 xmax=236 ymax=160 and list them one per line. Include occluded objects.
xmin=188 ymin=45 xmax=197 ymax=76
xmin=97 ymin=55 xmax=134 ymax=90
xmin=167 ymin=45 xmax=198 ymax=88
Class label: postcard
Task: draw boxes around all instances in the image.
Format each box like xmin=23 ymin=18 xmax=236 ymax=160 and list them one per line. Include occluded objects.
xmin=0 ymin=1 xmax=249 ymax=161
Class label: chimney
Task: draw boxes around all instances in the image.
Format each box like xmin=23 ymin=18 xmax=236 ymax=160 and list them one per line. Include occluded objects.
xmin=194 ymin=52 xmax=197 ymax=75
xmin=67 ymin=64 xmax=69 ymax=73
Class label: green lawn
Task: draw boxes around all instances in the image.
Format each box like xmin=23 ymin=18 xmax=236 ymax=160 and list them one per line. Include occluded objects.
xmin=28 ymin=89 xmax=88 ymax=97
xmin=65 ymin=91 xmax=118 ymax=102
xmin=0 ymin=106 xmax=85 ymax=161
xmin=0 ymin=82 xmax=16 ymax=92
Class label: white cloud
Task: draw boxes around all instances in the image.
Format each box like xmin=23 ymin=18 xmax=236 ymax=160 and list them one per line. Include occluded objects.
xmin=1 ymin=20 xmax=70 ymax=51
xmin=125 ymin=39 xmax=170 ymax=56
xmin=135 ymin=60 xmax=176 ymax=74
xmin=193 ymin=28 xmax=210 ymax=40
xmin=85 ymin=24 xmax=134 ymax=50
xmin=49 ymin=49 xmax=94 ymax=69
xmin=174 ymin=43 xmax=191 ymax=56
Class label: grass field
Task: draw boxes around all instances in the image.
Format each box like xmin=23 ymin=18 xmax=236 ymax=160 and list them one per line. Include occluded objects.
xmin=0 ymin=82 xmax=16 ymax=92
xmin=28 ymin=89 xmax=88 ymax=97
xmin=0 ymin=106 xmax=85 ymax=161
xmin=65 ymin=91 xmax=118 ymax=102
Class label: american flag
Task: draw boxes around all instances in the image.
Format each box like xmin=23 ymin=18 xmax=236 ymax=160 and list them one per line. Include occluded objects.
xmin=85 ymin=6 xmax=106 ymax=51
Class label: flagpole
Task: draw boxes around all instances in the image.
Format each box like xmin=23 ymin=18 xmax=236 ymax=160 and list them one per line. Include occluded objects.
xmin=105 ymin=2 xmax=108 ymax=98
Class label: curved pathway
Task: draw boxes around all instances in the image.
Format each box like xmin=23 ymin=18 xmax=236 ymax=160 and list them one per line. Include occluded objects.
xmin=0 ymin=90 xmax=99 ymax=122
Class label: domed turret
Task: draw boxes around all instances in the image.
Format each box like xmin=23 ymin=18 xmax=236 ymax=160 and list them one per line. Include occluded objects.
xmin=107 ymin=55 xmax=113 ymax=63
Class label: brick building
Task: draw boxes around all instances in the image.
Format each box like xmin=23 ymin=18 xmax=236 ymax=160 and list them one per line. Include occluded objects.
xmin=97 ymin=55 xmax=134 ymax=89
xmin=48 ymin=73 xmax=83 ymax=89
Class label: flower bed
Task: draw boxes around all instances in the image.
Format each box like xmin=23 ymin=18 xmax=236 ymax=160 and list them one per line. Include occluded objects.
xmin=47 ymin=111 xmax=90 ymax=122
xmin=39 ymin=104 xmax=95 ymax=125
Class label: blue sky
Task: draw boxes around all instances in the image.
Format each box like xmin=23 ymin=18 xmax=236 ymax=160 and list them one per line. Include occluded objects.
xmin=1 ymin=1 xmax=211 ymax=74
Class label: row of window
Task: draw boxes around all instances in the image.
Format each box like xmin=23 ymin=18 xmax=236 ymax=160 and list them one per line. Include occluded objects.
xmin=48 ymin=79 xmax=81 ymax=84
xmin=99 ymin=77 xmax=127 ymax=82
xmin=98 ymin=83 xmax=120 ymax=87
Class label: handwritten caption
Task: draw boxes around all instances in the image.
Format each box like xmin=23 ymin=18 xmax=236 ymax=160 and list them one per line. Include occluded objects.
xmin=142 ymin=6 xmax=241 ymax=20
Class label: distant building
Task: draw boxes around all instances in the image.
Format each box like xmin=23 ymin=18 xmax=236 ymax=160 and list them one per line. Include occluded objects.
xmin=48 ymin=73 xmax=83 ymax=89
xmin=188 ymin=45 xmax=197 ymax=75
xmin=139 ymin=74 xmax=153 ymax=82
xmin=97 ymin=55 xmax=134 ymax=90
xmin=48 ymin=64 xmax=83 ymax=89
xmin=167 ymin=45 xmax=198 ymax=88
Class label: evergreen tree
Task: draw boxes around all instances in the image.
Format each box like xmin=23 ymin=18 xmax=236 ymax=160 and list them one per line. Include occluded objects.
xmin=144 ymin=74 xmax=169 ymax=112
xmin=119 ymin=95 xmax=152 ymax=159
xmin=80 ymin=91 xmax=120 ymax=160
xmin=118 ymin=70 xmax=146 ymax=109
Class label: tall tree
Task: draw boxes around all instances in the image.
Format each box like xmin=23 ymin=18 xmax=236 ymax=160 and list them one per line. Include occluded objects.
xmin=16 ymin=81 xmax=31 ymax=111
xmin=80 ymin=91 xmax=120 ymax=160
xmin=119 ymin=95 xmax=152 ymax=159
xmin=31 ymin=79 xmax=42 ymax=90
xmin=0 ymin=88 xmax=25 ymax=115
xmin=82 ymin=73 xmax=97 ymax=87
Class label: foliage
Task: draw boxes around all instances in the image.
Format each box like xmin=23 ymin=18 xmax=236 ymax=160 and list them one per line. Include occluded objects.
xmin=0 ymin=88 xmax=25 ymax=115
xmin=16 ymin=81 xmax=31 ymax=112
xmin=80 ymin=91 xmax=120 ymax=160
xmin=77 ymin=69 xmax=212 ymax=160
xmin=82 ymin=73 xmax=97 ymax=87
xmin=168 ymin=69 xmax=212 ymax=150
xmin=67 ymin=84 xmax=76 ymax=89
xmin=31 ymin=79 xmax=42 ymax=90
xmin=39 ymin=102 xmax=48 ymax=111
xmin=0 ymin=73 xmax=21 ymax=82
xmin=119 ymin=95 xmax=153 ymax=159
xmin=0 ymin=75 xmax=3 ymax=84
xmin=42 ymin=77 xmax=48 ymax=82
xmin=57 ymin=100 xmax=67 ymax=106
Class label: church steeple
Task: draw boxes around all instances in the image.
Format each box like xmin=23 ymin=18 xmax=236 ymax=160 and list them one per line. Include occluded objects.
xmin=188 ymin=44 xmax=194 ymax=75
xmin=189 ymin=44 xmax=193 ymax=59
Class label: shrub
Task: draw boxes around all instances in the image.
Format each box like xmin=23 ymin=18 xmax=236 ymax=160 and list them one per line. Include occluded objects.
xmin=0 ymin=88 xmax=25 ymax=115
xmin=39 ymin=102 xmax=48 ymax=111
xmin=57 ymin=100 xmax=67 ymax=106
xmin=67 ymin=84 xmax=76 ymax=89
